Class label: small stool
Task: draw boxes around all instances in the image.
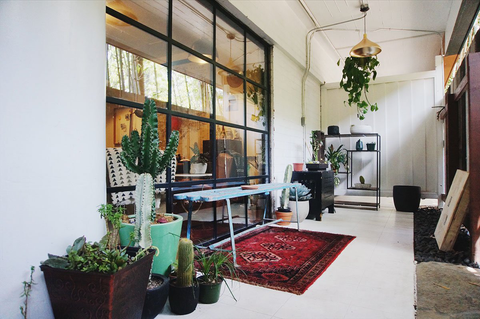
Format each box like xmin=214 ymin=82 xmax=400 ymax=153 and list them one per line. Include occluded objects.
xmin=393 ymin=185 xmax=421 ymax=212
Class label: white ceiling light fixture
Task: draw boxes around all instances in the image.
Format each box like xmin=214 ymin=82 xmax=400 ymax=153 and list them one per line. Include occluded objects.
xmin=350 ymin=3 xmax=382 ymax=58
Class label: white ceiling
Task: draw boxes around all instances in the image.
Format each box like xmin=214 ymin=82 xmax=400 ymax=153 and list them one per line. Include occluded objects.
xmin=279 ymin=0 xmax=462 ymax=81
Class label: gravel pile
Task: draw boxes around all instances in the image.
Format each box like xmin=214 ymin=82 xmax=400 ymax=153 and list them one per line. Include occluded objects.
xmin=414 ymin=206 xmax=478 ymax=267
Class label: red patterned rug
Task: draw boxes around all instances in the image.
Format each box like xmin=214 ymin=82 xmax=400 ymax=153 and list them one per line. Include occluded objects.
xmin=219 ymin=226 xmax=355 ymax=295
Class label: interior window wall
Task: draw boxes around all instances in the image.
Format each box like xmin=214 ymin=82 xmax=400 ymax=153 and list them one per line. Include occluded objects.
xmin=106 ymin=0 xmax=270 ymax=244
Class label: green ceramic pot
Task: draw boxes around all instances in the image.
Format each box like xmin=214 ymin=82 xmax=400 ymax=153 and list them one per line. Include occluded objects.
xmin=119 ymin=214 xmax=183 ymax=276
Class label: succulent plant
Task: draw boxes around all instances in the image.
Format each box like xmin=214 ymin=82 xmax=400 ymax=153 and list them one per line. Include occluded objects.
xmin=120 ymin=98 xmax=179 ymax=248
xmin=289 ymin=184 xmax=312 ymax=201
xmin=279 ymin=164 xmax=293 ymax=210
xmin=176 ymin=238 xmax=195 ymax=288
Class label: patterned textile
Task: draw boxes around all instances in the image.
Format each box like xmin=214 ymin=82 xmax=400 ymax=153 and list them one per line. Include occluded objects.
xmin=219 ymin=226 xmax=355 ymax=295
xmin=106 ymin=148 xmax=176 ymax=205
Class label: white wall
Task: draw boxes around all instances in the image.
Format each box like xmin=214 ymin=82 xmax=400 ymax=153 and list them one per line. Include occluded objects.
xmin=0 ymin=1 xmax=106 ymax=317
xmin=322 ymin=71 xmax=443 ymax=198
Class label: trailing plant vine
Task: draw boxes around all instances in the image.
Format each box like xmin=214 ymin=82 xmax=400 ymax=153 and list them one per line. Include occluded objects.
xmin=338 ymin=56 xmax=379 ymax=120
xmin=20 ymin=266 xmax=35 ymax=319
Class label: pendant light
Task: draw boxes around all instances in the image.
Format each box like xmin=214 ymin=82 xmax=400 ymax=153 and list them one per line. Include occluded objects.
xmin=349 ymin=4 xmax=381 ymax=58
xmin=219 ymin=33 xmax=243 ymax=88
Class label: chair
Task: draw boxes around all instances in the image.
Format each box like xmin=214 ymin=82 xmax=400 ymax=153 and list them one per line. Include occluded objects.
xmin=106 ymin=148 xmax=176 ymax=206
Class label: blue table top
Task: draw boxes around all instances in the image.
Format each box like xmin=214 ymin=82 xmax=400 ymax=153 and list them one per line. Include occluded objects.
xmin=173 ymin=182 xmax=301 ymax=202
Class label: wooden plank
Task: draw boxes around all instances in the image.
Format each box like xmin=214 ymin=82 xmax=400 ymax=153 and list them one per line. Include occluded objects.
xmin=435 ymin=170 xmax=470 ymax=251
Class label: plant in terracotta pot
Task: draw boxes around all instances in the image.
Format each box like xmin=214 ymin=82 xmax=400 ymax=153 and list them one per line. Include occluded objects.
xmin=289 ymin=184 xmax=312 ymax=223
xmin=169 ymin=238 xmax=199 ymax=315
xmin=189 ymin=142 xmax=209 ymax=174
xmin=118 ymin=98 xmax=182 ymax=276
xmin=276 ymin=164 xmax=293 ymax=225
xmin=40 ymin=206 xmax=155 ymax=319
xmin=195 ymin=249 xmax=238 ymax=304
xmin=325 ymin=144 xmax=348 ymax=186
xmin=338 ymin=56 xmax=379 ymax=120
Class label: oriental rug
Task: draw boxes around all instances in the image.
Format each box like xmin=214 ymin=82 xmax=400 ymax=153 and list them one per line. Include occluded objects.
xmin=219 ymin=226 xmax=355 ymax=295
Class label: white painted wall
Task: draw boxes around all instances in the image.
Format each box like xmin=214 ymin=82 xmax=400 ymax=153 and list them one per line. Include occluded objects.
xmin=322 ymin=71 xmax=443 ymax=198
xmin=0 ymin=1 xmax=106 ymax=317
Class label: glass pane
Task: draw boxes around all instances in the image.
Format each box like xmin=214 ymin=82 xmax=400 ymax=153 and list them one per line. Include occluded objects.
xmin=216 ymin=13 xmax=244 ymax=74
xmin=106 ymin=0 xmax=168 ymax=36
xmin=246 ymin=35 xmax=266 ymax=86
xmin=215 ymin=125 xmax=245 ymax=178
xmin=216 ymin=71 xmax=244 ymax=125
xmin=172 ymin=0 xmax=214 ymax=64
xmin=247 ymin=177 xmax=267 ymax=223
xmin=106 ymin=16 xmax=168 ymax=105
xmin=247 ymin=84 xmax=267 ymax=129
xmin=247 ymin=132 xmax=267 ymax=176
xmin=175 ymin=118 xmax=212 ymax=181
xmin=171 ymin=46 xmax=213 ymax=117
xmin=106 ymin=103 xmax=167 ymax=148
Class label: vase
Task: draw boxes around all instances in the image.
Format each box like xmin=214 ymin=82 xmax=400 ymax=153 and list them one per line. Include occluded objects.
xmin=356 ymin=139 xmax=363 ymax=150
xmin=190 ymin=163 xmax=207 ymax=174
xmin=367 ymin=143 xmax=376 ymax=151
xmin=119 ymin=214 xmax=183 ymax=276
xmin=290 ymin=200 xmax=310 ymax=223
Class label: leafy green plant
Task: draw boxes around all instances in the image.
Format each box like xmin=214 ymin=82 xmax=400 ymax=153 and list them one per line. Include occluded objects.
xmin=189 ymin=142 xmax=209 ymax=164
xmin=98 ymin=204 xmax=125 ymax=249
xmin=246 ymin=64 xmax=266 ymax=124
xmin=289 ymin=184 xmax=312 ymax=201
xmin=20 ymin=266 xmax=35 ymax=319
xmin=338 ymin=56 xmax=379 ymax=120
xmin=41 ymin=236 xmax=150 ymax=274
xmin=325 ymin=144 xmax=348 ymax=185
xmin=120 ymin=98 xmax=179 ymax=248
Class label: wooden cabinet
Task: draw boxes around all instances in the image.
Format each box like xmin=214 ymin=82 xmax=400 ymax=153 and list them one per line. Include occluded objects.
xmin=291 ymin=170 xmax=334 ymax=220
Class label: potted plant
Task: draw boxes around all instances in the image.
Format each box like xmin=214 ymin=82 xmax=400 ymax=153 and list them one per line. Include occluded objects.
xmin=325 ymin=144 xmax=348 ymax=186
xmin=338 ymin=56 xmax=380 ymax=120
xmin=275 ymin=164 xmax=293 ymax=225
xmin=306 ymin=131 xmax=328 ymax=171
xmin=118 ymin=97 xmax=182 ymax=276
xmin=195 ymin=250 xmax=238 ymax=304
xmin=40 ymin=205 xmax=155 ymax=319
xmin=355 ymin=175 xmax=372 ymax=189
xmin=189 ymin=142 xmax=209 ymax=174
xmin=169 ymin=238 xmax=199 ymax=315
xmin=289 ymin=184 xmax=312 ymax=223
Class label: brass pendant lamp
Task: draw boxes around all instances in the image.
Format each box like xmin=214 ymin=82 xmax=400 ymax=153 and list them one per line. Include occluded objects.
xmin=350 ymin=4 xmax=381 ymax=58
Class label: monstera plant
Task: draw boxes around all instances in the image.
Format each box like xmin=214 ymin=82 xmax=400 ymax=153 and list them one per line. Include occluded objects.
xmin=338 ymin=56 xmax=379 ymax=120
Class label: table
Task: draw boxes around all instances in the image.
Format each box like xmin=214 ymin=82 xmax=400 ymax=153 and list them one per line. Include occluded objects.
xmin=174 ymin=182 xmax=301 ymax=265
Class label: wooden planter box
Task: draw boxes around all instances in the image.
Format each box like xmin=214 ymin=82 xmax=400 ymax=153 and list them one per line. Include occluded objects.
xmin=40 ymin=247 xmax=154 ymax=319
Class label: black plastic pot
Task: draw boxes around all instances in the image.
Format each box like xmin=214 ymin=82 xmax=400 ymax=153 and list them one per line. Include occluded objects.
xmin=169 ymin=280 xmax=199 ymax=315
xmin=142 ymin=274 xmax=170 ymax=319
xmin=199 ymin=277 xmax=222 ymax=304
xmin=393 ymin=185 xmax=421 ymax=212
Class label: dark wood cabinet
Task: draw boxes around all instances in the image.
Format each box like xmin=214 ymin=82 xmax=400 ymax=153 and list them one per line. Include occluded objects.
xmin=292 ymin=170 xmax=334 ymax=220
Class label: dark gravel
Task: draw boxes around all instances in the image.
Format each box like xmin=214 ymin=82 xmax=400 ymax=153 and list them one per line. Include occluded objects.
xmin=414 ymin=206 xmax=478 ymax=268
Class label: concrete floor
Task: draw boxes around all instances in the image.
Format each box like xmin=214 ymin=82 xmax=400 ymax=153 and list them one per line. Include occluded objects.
xmin=157 ymin=196 xmax=424 ymax=318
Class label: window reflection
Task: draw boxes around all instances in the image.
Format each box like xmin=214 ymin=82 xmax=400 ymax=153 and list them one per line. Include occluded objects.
xmin=247 ymin=132 xmax=267 ymax=176
xmin=247 ymin=83 xmax=266 ymax=129
xmin=215 ymin=125 xmax=245 ymax=178
xmin=216 ymin=71 xmax=245 ymax=125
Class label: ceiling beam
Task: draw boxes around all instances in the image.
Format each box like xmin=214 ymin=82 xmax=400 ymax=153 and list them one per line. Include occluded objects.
xmin=446 ymin=0 xmax=480 ymax=55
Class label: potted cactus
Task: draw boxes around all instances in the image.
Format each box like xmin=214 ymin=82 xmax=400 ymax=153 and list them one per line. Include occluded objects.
xmin=289 ymin=184 xmax=312 ymax=223
xmin=169 ymin=238 xmax=199 ymax=315
xmin=118 ymin=98 xmax=182 ymax=276
xmin=275 ymin=164 xmax=293 ymax=225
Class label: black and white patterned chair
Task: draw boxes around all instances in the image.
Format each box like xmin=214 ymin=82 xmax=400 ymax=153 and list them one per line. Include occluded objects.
xmin=106 ymin=148 xmax=176 ymax=206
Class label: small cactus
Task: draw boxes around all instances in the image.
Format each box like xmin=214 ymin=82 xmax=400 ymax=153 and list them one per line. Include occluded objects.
xmin=176 ymin=238 xmax=194 ymax=287
xmin=280 ymin=164 xmax=293 ymax=210
xmin=359 ymin=176 xmax=365 ymax=184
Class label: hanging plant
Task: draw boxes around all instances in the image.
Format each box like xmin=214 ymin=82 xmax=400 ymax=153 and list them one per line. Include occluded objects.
xmin=338 ymin=56 xmax=379 ymax=120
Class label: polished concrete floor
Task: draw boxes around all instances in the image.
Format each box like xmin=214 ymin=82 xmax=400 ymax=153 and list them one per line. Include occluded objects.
xmin=157 ymin=197 xmax=437 ymax=319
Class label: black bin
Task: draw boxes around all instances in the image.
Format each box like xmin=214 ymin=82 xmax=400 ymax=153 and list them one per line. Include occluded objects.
xmin=393 ymin=185 xmax=421 ymax=212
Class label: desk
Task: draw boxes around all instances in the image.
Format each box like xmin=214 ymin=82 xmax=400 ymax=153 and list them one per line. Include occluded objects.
xmin=174 ymin=182 xmax=301 ymax=265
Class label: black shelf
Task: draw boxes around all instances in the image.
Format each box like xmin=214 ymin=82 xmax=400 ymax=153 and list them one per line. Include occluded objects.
xmin=325 ymin=133 xmax=381 ymax=210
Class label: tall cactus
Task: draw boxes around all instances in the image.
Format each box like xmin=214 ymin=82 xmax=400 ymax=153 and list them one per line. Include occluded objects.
xmin=280 ymin=164 xmax=293 ymax=210
xmin=176 ymin=238 xmax=194 ymax=287
xmin=120 ymin=98 xmax=179 ymax=247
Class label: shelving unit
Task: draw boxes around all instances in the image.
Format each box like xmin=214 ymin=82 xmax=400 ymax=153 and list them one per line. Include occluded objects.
xmin=325 ymin=133 xmax=381 ymax=210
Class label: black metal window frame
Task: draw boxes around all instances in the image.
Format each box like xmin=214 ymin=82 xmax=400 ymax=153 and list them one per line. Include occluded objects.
xmin=106 ymin=0 xmax=272 ymax=213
